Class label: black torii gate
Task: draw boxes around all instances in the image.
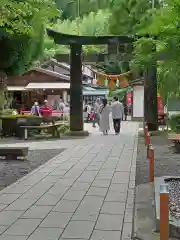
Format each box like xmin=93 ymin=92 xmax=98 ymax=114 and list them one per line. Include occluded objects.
xmin=47 ymin=29 xmax=158 ymax=133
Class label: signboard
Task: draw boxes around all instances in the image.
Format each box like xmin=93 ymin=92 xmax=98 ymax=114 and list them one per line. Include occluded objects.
xmin=127 ymin=92 xmax=132 ymax=106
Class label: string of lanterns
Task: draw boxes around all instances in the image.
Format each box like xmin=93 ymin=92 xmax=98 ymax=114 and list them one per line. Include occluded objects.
xmin=95 ymin=71 xmax=132 ymax=89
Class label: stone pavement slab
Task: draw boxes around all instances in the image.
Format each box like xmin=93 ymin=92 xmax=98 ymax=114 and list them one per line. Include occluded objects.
xmin=0 ymin=122 xmax=138 ymax=240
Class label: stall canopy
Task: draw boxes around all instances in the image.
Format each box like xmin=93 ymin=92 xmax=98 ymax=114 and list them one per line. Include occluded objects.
xmin=7 ymin=86 xmax=25 ymax=91
xmin=25 ymin=82 xmax=70 ymax=89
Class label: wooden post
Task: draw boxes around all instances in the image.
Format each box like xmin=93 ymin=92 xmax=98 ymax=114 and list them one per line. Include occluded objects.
xmin=149 ymin=145 xmax=154 ymax=183
xmin=160 ymin=184 xmax=169 ymax=240
xmin=144 ymin=62 xmax=158 ymax=131
xmin=70 ymin=44 xmax=83 ymax=132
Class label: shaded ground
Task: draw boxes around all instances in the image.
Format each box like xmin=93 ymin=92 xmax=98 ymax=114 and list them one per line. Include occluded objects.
xmin=136 ymin=133 xmax=180 ymax=186
xmin=0 ymin=148 xmax=65 ymax=190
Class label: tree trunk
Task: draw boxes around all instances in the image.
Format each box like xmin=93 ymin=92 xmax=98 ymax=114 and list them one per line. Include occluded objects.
xmin=70 ymin=44 xmax=83 ymax=132
xmin=0 ymin=71 xmax=7 ymax=130
xmin=144 ymin=64 xmax=158 ymax=131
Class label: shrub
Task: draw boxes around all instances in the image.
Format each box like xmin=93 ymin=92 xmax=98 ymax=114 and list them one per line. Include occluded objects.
xmin=0 ymin=115 xmax=40 ymax=119
xmin=58 ymin=125 xmax=70 ymax=134
xmin=2 ymin=109 xmax=16 ymax=115
xmin=169 ymin=114 xmax=180 ymax=133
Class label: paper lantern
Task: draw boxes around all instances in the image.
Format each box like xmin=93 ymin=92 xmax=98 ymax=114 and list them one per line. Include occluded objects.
xmin=96 ymin=74 xmax=105 ymax=86
xmin=120 ymin=80 xmax=129 ymax=87
xmin=108 ymin=79 xmax=116 ymax=89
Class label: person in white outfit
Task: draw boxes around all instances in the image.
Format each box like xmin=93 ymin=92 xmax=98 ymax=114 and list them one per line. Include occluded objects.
xmin=92 ymin=98 xmax=101 ymax=127
xmin=99 ymin=98 xmax=110 ymax=135
xmin=111 ymin=96 xmax=124 ymax=135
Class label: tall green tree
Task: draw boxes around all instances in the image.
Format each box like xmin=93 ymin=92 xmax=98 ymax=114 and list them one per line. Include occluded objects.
xmin=55 ymin=0 xmax=114 ymax=20
xmin=132 ymin=0 xmax=180 ymax=101
xmin=0 ymin=0 xmax=59 ymax=114
xmin=45 ymin=9 xmax=110 ymax=57
xmin=109 ymin=0 xmax=152 ymax=35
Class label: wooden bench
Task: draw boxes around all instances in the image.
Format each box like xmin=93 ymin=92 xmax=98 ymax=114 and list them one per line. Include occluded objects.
xmin=0 ymin=147 xmax=28 ymax=160
xmin=168 ymin=133 xmax=180 ymax=153
xmin=20 ymin=122 xmax=67 ymax=140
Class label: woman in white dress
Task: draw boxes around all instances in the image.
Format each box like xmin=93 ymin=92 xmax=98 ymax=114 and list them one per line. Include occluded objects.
xmin=99 ymin=98 xmax=110 ymax=135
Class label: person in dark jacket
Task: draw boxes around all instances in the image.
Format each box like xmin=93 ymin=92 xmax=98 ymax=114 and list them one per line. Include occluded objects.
xmin=123 ymin=103 xmax=128 ymax=121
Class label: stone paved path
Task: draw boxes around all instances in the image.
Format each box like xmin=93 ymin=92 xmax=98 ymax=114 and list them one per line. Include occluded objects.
xmin=0 ymin=122 xmax=138 ymax=240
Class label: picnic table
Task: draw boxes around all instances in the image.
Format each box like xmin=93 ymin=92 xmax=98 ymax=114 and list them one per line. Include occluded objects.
xmin=20 ymin=122 xmax=68 ymax=140
xmin=20 ymin=110 xmax=64 ymax=117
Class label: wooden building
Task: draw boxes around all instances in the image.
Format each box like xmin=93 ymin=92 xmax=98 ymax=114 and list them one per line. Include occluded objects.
xmin=7 ymin=67 xmax=70 ymax=109
xmin=6 ymin=60 xmax=108 ymax=109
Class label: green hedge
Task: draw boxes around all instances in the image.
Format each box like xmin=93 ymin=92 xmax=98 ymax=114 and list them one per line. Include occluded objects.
xmin=169 ymin=114 xmax=180 ymax=133
xmin=0 ymin=115 xmax=39 ymax=119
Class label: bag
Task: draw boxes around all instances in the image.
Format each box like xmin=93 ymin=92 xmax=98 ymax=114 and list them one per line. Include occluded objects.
xmin=99 ymin=105 xmax=104 ymax=114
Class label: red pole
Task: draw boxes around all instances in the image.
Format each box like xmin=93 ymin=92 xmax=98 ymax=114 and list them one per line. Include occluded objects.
xmin=160 ymin=184 xmax=169 ymax=240
xmin=149 ymin=145 xmax=154 ymax=183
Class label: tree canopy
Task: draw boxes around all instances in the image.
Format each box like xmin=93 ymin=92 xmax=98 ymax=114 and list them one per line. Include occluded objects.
xmin=0 ymin=0 xmax=59 ymax=76
xmin=44 ymin=9 xmax=111 ymax=58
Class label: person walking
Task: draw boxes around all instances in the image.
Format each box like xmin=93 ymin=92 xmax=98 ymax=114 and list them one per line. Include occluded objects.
xmin=92 ymin=98 xmax=101 ymax=127
xmin=99 ymin=98 xmax=110 ymax=135
xmin=86 ymin=102 xmax=92 ymax=123
xmin=111 ymin=96 xmax=124 ymax=135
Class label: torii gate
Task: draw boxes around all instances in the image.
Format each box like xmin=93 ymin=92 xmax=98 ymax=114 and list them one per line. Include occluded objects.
xmin=47 ymin=29 xmax=158 ymax=133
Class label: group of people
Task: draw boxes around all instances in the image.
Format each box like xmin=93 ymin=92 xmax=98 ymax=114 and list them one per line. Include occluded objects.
xmin=86 ymin=97 xmax=127 ymax=135
xmin=30 ymin=99 xmax=69 ymax=117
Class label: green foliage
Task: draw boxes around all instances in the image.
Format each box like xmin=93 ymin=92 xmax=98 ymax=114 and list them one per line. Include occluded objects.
xmin=169 ymin=114 xmax=180 ymax=133
xmin=0 ymin=28 xmax=45 ymax=75
xmin=0 ymin=0 xmax=59 ymax=76
xmin=132 ymin=0 xmax=180 ymax=100
xmin=58 ymin=124 xmax=70 ymax=134
xmin=109 ymin=0 xmax=180 ymax=100
xmin=55 ymin=0 xmax=114 ymax=20
xmin=46 ymin=10 xmax=110 ymax=56
xmin=0 ymin=0 xmax=59 ymax=35
xmin=0 ymin=114 xmax=40 ymax=119
xmin=109 ymin=0 xmax=151 ymax=35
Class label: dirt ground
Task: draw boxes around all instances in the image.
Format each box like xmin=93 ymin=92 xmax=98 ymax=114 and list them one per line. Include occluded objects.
xmin=136 ymin=133 xmax=180 ymax=186
xmin=134 ymin=132 xmax=180 ymax=240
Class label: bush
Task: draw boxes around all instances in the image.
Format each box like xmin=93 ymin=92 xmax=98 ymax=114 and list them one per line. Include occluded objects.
xmin=169 ymin=114 xmax=180 ymax=133
xmin=58 ymin=125 xmax=70 ymax=134
xmin=2 ymin=109 xmax=16 ymax=115
xmin=0 ymin=114 xmax=40 ymax=119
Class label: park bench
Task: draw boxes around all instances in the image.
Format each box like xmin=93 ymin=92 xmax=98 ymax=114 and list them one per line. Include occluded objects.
xmin=20 ymin=122 xmax=67 ymax=140
xmin=0 ymin=147 xmax=28 ymax=160
xmin=168 ymin=133 xmax=180 ymax=153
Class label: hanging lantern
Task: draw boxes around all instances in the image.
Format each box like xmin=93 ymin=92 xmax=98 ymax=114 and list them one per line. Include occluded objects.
xmin=108 ymin=79 xmax=116 ymax=89
xmin=96 ymin=74 xmax=105 ymax=86
xmin=120 ymin=79 xmax=129 ymax=87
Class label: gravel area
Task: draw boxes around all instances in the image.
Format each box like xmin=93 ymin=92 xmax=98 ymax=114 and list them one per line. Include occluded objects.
xmin=0 ymin=148 xmax=66 ymax=190
xmin=136 ymin=132 xmax=180 ymax=186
